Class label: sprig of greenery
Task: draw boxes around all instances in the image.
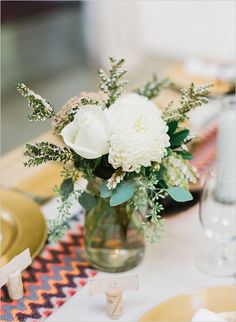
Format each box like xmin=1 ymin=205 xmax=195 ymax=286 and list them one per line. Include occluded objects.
xmin=142 ymin=217 xmax=165 ymax=244
xmin=131 ymin=168 xmax=165 ymax=212
xmin=48 ymin=221 xmax=68 ymax=243
xmin=135 ymin=75 xmax=172 ymax=99
xmin=145 ymin=171 xmax=166 ymax=217
xmin=61 ymin=166 xmax=81 ymax=182
xmin=163 ymin=83 xmax=211 ymax=122
xmin=24 ymin=142 xmax=73 ymax=167
xmin=99 ymin=57 xmax=128 ymax=107
xmin=48 ymin=174 xmax=82 ymax=242
xmin=131 ymin=168 xmax=167 ymax=243
xmin=16 ymin=83 xmax=55 ymax=121
xmin=73 ymin=153 xmax=102 ymax=181
xmin=48 ymin=189 xmax=77 ymax=242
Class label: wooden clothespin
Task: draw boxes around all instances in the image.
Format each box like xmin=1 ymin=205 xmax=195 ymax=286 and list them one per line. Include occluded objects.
xmin=0 ymin=249 xmax=32 ymax=300
xmin=88 ymin=275 xmax=139 ymax=320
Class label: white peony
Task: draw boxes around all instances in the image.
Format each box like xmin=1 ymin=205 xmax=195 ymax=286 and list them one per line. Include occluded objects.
xmin=61 ymin=105 xmax=110 ymax=159
xmin=107 ymin=93 xmax=170 ymax=172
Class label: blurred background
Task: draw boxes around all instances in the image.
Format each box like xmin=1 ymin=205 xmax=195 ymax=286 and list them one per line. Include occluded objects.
xmin=1 ymin=0 xmax=235 ymax=154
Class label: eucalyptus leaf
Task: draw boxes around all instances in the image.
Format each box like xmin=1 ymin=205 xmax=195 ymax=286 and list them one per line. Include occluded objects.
xmin=60 ymin=177 xmax=74 ymax=201
xmin=167 ymin=187 xmax=193 ymax=202
xmin=79 ymin=191 xmax=97 ymax=210
xmin=110 ymin=181 xmax=135 ymax=207
xmin=100 ymin=181 xmax=112 ymax=198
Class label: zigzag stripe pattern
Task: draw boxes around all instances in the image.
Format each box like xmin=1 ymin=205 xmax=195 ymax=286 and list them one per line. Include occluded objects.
xmin=0 ymin=124 xmax=217 ymax=322
xmin=0 ymin=219 xmax=97 ymax=322
xmin=191 ymin=121 xmax=217 ymax=178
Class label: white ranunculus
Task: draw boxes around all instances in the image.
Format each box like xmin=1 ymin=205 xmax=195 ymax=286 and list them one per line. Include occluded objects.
xmin=61 ymin=105 xmax=110 ymax=159
xmin=107 ymin=93 xmax=170 ymax=172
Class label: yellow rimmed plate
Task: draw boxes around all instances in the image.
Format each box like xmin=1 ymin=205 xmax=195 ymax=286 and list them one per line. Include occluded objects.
xmin=0 ymin=189 xmax=48 ymax=268
xmin=166 ymin=63 xmax=233 ymax=96
xmin=139 ymin=285 xmax=236 ymax=322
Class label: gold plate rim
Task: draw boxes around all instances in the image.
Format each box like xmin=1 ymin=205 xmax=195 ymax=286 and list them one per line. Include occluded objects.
xmin=139 ymin=284 xmax=236 ymax=322
xmin=0 ymin=189 xmax=48 ymax=267
xmin=166 ymin=63 xmax=232 ymax=96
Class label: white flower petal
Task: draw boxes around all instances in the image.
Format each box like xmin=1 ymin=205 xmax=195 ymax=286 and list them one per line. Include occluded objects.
xmin=107 ymin=93 xmax=170 ymax=172
xmin=61 ymin=105 xmax=110 ymax=159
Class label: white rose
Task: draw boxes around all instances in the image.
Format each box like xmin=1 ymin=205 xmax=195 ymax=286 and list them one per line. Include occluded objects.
xmin=61 ymin=105 xmax=110 ymax=159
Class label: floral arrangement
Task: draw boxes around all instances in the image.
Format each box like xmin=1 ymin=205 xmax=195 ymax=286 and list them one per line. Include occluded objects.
xmin=17 ymin=58 xmax=210 ymax=243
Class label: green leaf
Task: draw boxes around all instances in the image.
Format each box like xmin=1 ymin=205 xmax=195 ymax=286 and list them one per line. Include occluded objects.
xmin=166 ymin=187 xmax=193 ymax=202
xmin=91 ymin=157 xmax=102 ymax=169
xmin=79 ymin=191 xmax=97 ymax=210
xmin=100 ymin=181 xmax=112 ymax=198
xmin=156 ymin=165 xmax=166 ymax=180
xmin=175 ymin=150 xmax=193 ymax=160
xmin=167 ymin=121 xmax=178 ymax=136
xmin=166 ymin=148 xmax=172 ymax=157
xmin=73 ymin=153 xmax=83 ymax=168
xmin=110 ymin=181 xmax=135 ymax=207
xmin=159 ymin=179 xmax=168 ymax=189
xmin=170 ymin=129 xmax=189 ymax=148
xmin=135 ymin=76 xmax=171 ymax=100
xmin=60 ymin=178 xmax=74 ymax=201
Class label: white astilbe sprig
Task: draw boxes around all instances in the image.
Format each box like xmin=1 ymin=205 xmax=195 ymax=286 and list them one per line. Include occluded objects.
xmin=107 ymin=169 xmax=126 ymax=190
xmin=163 ymin=152 xmax=198 ymax=188
xmin=16 ymin=83 xmax=55 ymax=121
xmin=99 ymin=57 xmax=128 ymax=107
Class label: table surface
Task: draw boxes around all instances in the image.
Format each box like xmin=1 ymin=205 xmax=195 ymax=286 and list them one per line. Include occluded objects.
xmin=42 ymin=199 xmax=235 ymax=322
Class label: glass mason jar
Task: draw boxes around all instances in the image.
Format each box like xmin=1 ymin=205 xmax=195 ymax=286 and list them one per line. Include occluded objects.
xmin=84 ymin=180 xmax=145 ymax=272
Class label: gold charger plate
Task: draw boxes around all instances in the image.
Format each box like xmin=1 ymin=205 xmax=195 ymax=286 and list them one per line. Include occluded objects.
xmin=0 ymin=189 xmax=48 ymax=268
xmin=139 ymin=285 xmax=236 ymax=322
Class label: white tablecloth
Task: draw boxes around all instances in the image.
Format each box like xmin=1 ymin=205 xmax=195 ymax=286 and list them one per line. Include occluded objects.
xmin=42 ymin=199 xmax=235 ymax=322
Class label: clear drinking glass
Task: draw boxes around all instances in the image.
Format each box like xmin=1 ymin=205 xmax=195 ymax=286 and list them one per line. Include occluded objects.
xmin=197 ymin=168 xmax=236 ymax=276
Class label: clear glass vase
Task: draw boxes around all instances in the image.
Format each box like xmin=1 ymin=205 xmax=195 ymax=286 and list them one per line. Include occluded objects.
xmin=84 ymin=181 xmax=145 ymax=272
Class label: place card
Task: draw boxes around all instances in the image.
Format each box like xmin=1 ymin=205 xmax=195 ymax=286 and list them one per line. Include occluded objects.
xmin=0 ymin=249 xmax=32 ymax=300
xmin=88 ymin=274 xmax=139 ymax=295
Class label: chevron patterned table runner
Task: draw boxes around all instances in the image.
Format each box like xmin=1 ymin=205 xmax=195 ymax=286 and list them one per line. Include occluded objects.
xmin=0 ymin=123 xmax=217 ymax=322
xmin=0 ymin=213 xmax=97 ymax=322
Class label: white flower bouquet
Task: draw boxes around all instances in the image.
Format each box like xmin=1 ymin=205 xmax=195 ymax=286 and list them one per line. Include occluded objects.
xmin=17 ymin=58 xmax=211 ymax=244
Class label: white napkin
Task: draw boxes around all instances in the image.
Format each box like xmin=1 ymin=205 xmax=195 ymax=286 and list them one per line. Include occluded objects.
xmin=192 ymin=309 xmax=227 ymax=322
